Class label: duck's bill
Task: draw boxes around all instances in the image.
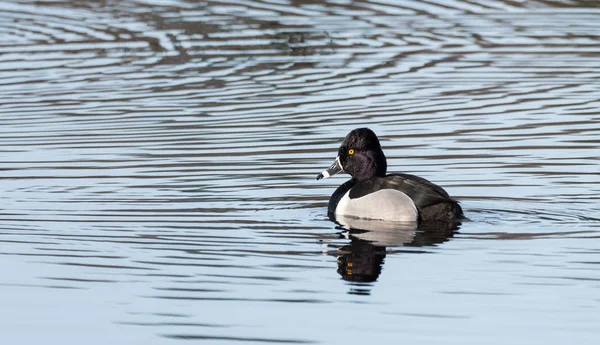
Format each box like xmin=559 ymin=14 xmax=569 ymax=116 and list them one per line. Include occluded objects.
xmin=316 ymin=156 xmax=344 ymax=180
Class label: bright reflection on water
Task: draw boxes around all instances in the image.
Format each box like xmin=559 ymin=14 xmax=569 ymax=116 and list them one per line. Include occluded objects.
xmin=1 ymin=0 xmax=599 ymax=344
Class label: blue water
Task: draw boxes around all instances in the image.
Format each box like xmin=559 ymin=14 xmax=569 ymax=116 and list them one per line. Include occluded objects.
xmin=1 ymin=0 xmax=599 ymax=343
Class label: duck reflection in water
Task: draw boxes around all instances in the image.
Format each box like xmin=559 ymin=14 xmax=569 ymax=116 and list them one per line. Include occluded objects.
xmin=333 ymin=215 xmax=459 ymax=295
xmin=316 ymin=128 xmax=464 ymax=294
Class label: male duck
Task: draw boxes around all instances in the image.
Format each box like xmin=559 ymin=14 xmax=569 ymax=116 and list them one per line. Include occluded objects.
xmin=317 ymin=128 xmax=464 ymax=223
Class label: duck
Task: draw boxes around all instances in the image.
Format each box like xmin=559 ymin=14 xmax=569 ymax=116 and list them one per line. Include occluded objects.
xmin=317 ymin=128 xmax=464 ymax=223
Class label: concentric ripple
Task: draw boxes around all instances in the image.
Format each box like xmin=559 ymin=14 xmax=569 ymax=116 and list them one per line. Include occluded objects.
xmin=0 ymin=1 xmax=599 ymax=344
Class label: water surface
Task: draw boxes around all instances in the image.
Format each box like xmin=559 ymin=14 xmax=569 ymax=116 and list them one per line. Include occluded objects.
xmin=1 ymin=0 xmax=599 ymax=344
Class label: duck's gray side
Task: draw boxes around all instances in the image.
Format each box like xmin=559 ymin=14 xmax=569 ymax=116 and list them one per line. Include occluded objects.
xmin=328 ymin=173 xmax=463 ymax=222
xmin=335 ymin=188 xmax=418 ymax=222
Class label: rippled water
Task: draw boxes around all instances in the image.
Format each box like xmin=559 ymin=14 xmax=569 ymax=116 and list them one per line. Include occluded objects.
xmin=1 ymin=0 xmax=599 ymax=343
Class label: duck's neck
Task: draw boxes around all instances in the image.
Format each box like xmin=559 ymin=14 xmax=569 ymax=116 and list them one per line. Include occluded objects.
xmin=353 ymin=150 xmax=387 ymax=182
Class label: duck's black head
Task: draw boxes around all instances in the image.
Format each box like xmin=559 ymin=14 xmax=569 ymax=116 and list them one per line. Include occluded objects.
xmin=317 ymin=128 xmax=387 ymax=182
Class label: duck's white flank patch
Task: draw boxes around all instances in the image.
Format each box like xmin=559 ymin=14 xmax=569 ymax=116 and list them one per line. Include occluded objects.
xmin=335 ymin=189 xmax=418 ymax=222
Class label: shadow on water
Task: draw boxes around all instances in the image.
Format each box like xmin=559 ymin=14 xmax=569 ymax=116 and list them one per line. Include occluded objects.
xmin=1 ymin=0 xmax=600 ymax=343
xmin=331 ymin=215 xmax=459 ymax=295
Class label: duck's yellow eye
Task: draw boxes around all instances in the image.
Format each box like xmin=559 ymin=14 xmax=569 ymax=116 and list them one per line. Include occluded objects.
xmin=348 ymin=149 xmax=355 ymax=155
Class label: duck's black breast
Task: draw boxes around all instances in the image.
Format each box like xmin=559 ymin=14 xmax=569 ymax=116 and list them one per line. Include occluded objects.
xmin=327 ymin=179 xmax=356 ymax=215
xmin=328 ymin=173 xmax=463 ymax=222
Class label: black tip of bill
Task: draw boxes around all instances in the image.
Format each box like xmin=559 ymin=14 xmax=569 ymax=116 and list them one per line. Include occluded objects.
xmin=316 ymin=157 xmax=342 ymax=181
xmin=317 ymin=171 xmax=331 ymax=180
